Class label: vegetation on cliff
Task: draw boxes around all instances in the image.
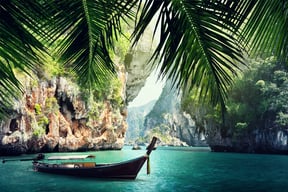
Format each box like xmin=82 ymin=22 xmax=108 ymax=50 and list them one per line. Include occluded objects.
xmin=182 ymin=57 xmax=288 ymax=152
xmin=226 ymin=58 xmax=288 ymax=137
xmin=141 ymin=82 xmax=180 ymax=144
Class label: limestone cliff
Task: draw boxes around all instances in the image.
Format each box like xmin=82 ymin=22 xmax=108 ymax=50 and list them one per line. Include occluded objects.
xmin=195 ymin=59 xmax=288 ymax=154
xmin=0 ymin=76 xmax=127 ymax=155
xmin=207 ymin=126 xmax=288 ymax=154
xmin=0 ymin=15 xmax=162 ymax=155
xmin=124 ymin=33 xmax=156 ymax=104
xmin=0 ymin=16 xmax=160 ymax=155
xmin=138 ymin=82 xmax=207 ymax=146
xmin=126 ymin=100 xmax=156 ymax=143
xmin=124 ymin=11 xmax=159 ymax=104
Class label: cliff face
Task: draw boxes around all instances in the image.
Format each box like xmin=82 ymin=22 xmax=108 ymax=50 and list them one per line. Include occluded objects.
xmin=208 ymin=126 xmax=288 ymax=154
xmin=124 ymin=51 xmax=153 ymax=104
xmin=124 ymin=13 xmax=159 ymax=104
xmin=0 ymin=16 xmax=160 ymax=155
xmin=0 ymin=76 xmax=127 ymax=155
xmin=126 ymin=100 xmax=156 ymax=143
xmin=141 ymin=82 xmax=207 ymax=146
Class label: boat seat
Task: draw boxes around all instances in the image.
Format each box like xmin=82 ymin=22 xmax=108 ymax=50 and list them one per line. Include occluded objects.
xmin=61 ymin=162 xmax=96 ymax=168
xmin=82 ymin=162 xmax=96 ymax=168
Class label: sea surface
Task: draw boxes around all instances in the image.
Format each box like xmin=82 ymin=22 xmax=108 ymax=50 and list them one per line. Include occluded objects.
xmin=1 ymin=146 xmax=288 ymax=192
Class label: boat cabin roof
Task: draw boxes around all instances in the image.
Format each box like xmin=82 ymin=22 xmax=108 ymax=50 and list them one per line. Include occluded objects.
xmin=47 ymin=155 xmax=95 ymax=160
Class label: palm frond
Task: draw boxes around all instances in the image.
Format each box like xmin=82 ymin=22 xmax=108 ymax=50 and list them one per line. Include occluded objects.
xmin=0 ymin=0 xmax=47 ymax=117
xmin=133 ymin=0 xmax=254 ymax=110
xmin=241 ymin=0 xmax=288 ymax=60
xmin=44 ymin=0 xmax=137 ymax=88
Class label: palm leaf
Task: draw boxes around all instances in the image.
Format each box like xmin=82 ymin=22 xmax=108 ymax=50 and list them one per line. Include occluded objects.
xmin=0 ymin=0 xmax=47 ymax=118
xmin=133 ymin=0 xmax=255 ymax=111
xmin=43 ymin=0 xmax=137 ymax=88
xmin=241 ymin=0 xmax=288 ymax=60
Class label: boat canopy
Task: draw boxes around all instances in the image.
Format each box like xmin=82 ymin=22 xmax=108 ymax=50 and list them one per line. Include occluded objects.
xmin=47 ymin=155 xmax=95 ymax=160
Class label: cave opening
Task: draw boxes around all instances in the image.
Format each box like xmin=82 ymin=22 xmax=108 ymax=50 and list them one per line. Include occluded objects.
xmin=59 ymin=97 xmax=75 ymax=120
xmin=9 ymin=118 xmax=18 ymax=132
xmin=45 ymin=124 xmax=49 ymax=134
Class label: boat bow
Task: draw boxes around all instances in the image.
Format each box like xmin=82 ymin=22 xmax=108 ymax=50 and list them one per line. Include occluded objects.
xmin=32 ymin=136 xmax=158 ymax=179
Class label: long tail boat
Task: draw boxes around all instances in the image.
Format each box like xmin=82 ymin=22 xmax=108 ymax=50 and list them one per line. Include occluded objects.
xmin=31 ymin=137 xmax=157 ymax=179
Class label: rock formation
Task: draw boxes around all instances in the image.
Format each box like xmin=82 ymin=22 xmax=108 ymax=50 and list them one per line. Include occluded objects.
xmin=0 ymin=76 xmax=127 ymax=155
xmin=124 ymin=12 xmax=160 ymax=104
xmin=129 ymin=81 xmax=207 ymax=147
xmin=126 ymin=100 xmax=156 ymax=143
xmin=0 ymin=15 xmax=164 ymax=155
xmin=208 ymin=127 xmax=288 ymax=154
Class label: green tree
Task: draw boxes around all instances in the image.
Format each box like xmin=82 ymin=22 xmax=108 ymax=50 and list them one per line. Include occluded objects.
xmin=0 ymin=0 xmax=287 ymax=118
xmin=213 ymin=59 xmax=288 ymax=138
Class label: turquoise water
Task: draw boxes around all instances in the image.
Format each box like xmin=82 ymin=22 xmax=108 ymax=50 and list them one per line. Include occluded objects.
xmin=1 ymin=146 xmax=288 ymax=192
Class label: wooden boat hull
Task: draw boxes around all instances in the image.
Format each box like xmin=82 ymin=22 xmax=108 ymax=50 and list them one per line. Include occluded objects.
xmin=32 ymin=137 xmax=158 ymax=180
xmin=33 ymin=155 xmax=148 ymax=179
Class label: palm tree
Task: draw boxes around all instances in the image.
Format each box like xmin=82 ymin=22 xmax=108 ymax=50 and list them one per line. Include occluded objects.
xmin=0 ymin=0 xmax=287 ymax=118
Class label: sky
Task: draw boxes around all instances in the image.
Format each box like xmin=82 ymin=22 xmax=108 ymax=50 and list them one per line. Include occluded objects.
xmin=128 ymin=70 xmax=165 ymax=107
